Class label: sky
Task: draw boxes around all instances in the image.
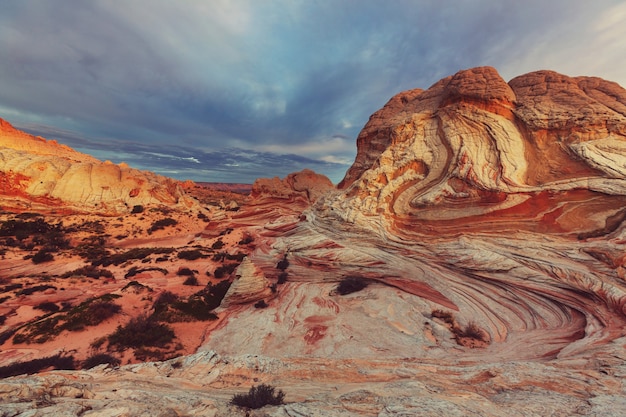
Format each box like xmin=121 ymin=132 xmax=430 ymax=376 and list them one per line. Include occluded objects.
xmin=1 ymin=0 xmax=625 ymax=184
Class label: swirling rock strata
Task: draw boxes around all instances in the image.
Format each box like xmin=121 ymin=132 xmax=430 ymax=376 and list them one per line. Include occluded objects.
xmin=205 ymin=68 xmax=626 ymax=379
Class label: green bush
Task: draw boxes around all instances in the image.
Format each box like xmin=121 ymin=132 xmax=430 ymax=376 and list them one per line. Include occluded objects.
xmin=230 ymin=384 xmax=285 ymax=409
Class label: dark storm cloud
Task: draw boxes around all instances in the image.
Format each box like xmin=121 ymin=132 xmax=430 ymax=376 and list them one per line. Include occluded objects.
xmin=1 ymin=0 xmax=625 ymax=183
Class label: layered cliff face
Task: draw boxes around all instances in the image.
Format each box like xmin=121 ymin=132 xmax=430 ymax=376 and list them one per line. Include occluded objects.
xmin=0 ymin=118 xmax=193 ymax=214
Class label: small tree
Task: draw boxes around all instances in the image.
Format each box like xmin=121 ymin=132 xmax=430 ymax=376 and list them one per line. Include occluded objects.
xmin=230 ymin=384 xmax=285 ymax=409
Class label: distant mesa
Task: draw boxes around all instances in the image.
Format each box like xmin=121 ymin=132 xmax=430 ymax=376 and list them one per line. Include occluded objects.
xmin=0 ymin=118 xmax=194 ymax=214
xmin=250 ymin=168 xmax=334 ymax=204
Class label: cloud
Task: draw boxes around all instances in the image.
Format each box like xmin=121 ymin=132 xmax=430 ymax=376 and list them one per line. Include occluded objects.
xmin=1 ymin=1 xmax=625 ymax=183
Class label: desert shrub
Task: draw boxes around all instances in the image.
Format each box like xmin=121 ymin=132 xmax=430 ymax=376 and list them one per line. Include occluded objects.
xmin=214 ymin=263 xmax=238 ymax=279
xmin=177 ymin=267 xmax=195 ymax=276
xmin=178 ymin=249 xmax=205 ymax=260
xmin=336 ymin=276 xmax=369 ymax=295
xmin=276 ymin=255 xmax=289 ymax=271
xmin=196 ymin=280 xmax=231 ymax=310
xmin=125 ymin=266 xmax=168 ymax=279
xmin=76 ymin=243 xmax=109 ymax=262
xmin=456 ymin=321 xmax=486 ymax=341
xmin=1 ymin=283 xmax=24 ymax=293
xmin=31 ymin=249 xmax=54 ymax=264
xmin=277 ymin=272 xmax=288 ymax=285
xmin=131 ymin=205 xmax=144 ymax=214
xmin=35 ymin=302 xmax=60 ymax=313
xmin=0 ymin=315 xmax=5 ymax=325
xmin=225 ymin=252 xmax=246 ymax=262
xmin=16 ymin=284 xmax=56 ymax=296
xmin=197 ymin=212 xmax=209 ymax=222
xmin=183 ymin=276 xmax=199 ymax=286
xmin=61 ymin=299 xmax=122 ymax=332
xmin=211 ymin=239 xmax=224 ymax=250
xmin=148 ymin=218 xmax=177 ymax=234
xmin=170 ymin=297 xmax=218 ymax=321
xmin=154 ymin=291 xmax=179 ymax=308
xmin=62 ymin=265 xmax=114 ymax=279
xmin=94 ymin=247 xmax=175 ymax=267
xmin=431 ymin=309 xmax=456 ymax=326
xmin=254 ymin=300 xmax=268 ymax=309
xmin=238 ymin=233 xmax=254 ymax=245
xmin=0 ymin=218 xmax=51 ymax=237
xmin=0 ymin=354 xmax=75 ymax=378
xmin=82 ymin=353 xmax=121 ymax=369
xmin=13 ymin=295 xmax=121 ymax=344
xmin=107 ymin=314 xmax=175 ymax=350
xmin=230 ymin=384 xmax=285 ymax=409
xmin=0 ymin=296 xmax=9 ymax=304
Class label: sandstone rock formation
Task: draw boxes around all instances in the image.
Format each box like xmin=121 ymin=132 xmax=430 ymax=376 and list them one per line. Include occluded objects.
xmin=251 ymin=168 xmax=334 ymax=204
xmin=3 ymin=67 xmax=626 ymax=416
xmin=219 ymin=257 xmax=272 ymax=307
xmin=0 ymin=118 xmax=195 ymax=214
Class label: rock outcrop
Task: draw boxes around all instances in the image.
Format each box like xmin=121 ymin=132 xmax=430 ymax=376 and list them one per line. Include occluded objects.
xmin=0 ymin=118 xmax=194 ymax=214
xmin=251 ymin=169 xmax=334 ymax=204
xmin=220 ymin=257 xmax=272 ymax=307
xmin=3 ymin=68 xmax=626 ymax=416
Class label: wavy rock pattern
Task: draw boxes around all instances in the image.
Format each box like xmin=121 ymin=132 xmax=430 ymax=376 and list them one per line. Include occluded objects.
xmin=198 ymin=68 xmax=626 ymax=414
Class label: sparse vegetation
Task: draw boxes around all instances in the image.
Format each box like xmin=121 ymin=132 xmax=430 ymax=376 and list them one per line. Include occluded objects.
xmin=430 ymin=310 xmax=488 ymax=346
xmin=92 ymin=247 xmax=175 ymax=267
xmin=431 ymin=309 xmax=456 ymax=326
xmin=62 ymin=265 xmax=114 ymax=279
xmin=230 ymin=384 xmax=285 ymax=409
xmin=0 ymin=354 xmax=75 ymax=378
xmin=131 ymin=205 xmax=144 ymax=214
xmin=455 ymin=321 xmax=487 ymax=342
xmin=107 ymin=314 xmax=175 ymax=350
xmin=82 ymin=353 xmax=121 ymax=369
xmin=214 ymin=263 xmax=238 ymax=278
xmin=31 ymin=249 xmax=54 ymax=264
xmin=276 ymin=254 xmax=289 ymax=271
xmin=125 ymin=266 xmax=168 ymax=279
xmin=13 ymin=295 xmax=122 ymax=344
xmin=34 ymin=301 xmax=60 ymax=313
xmin=16 ymin=284 xmax=56 ymax=296
xmin=211 ymin=239 xmax=224 ymax=250
xmin=177 ymin=267 xmax=195 ymax=276
xmin=148 ymin=218 xmax=177 ymax=234
xmin=335 ymin=276 xmax=369 ymax=295
xmin=178 ymin=249 xmax=206 ymax=260
xmin=183 ymin=276 xmax=199 ymax=286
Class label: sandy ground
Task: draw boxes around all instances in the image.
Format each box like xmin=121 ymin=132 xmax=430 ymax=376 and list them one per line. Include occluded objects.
xmin=0 ymin=190 xmax=252 ymax=369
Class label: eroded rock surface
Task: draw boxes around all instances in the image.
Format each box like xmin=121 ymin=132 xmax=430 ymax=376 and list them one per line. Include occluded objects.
xmin=0 ymin=118 xmax=194 ymax=214
xmin=3 ymin=67 xmax=626 ymax=415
